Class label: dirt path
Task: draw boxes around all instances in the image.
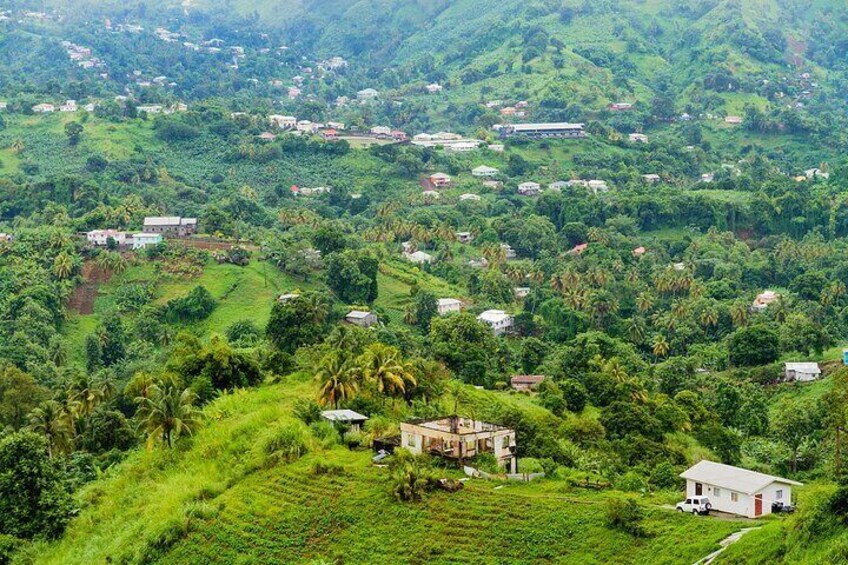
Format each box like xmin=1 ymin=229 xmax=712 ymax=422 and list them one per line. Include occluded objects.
xmin=67 ymin=261 xmax=112 ymax=315
xmin=693 ymin=527 xmax=760 ymax=565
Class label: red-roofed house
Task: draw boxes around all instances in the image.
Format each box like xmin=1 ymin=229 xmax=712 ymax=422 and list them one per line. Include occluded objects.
xmin=511 ymin=375 xmax=545 ymax=392
xmin=569 ymin=243 xmax=588 ymax=255
xmin=322 ymin=129 xmax=339 ymax=141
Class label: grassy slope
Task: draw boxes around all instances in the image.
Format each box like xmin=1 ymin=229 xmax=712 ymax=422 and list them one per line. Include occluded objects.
xmin=31 ymin=374 xmax=749 ymax=565
xmin=62 ymin=258 xmax=318 ymax=366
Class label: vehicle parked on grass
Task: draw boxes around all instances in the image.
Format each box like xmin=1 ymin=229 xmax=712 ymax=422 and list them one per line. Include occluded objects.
xmin=676 ymin=496 xmax=712 ymax=515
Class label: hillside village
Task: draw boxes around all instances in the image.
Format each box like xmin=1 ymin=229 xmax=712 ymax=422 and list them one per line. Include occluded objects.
xmin=2 ymin=1 xmax=848 ymax=564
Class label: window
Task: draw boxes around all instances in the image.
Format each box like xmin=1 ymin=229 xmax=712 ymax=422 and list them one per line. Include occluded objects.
xmin=731 ymin=492 xmax=738 ymax=503
xmin=776 ymin=489 xmax=783 ymax=500
xmin=685 ymin=499 xmax=691 ymax=504
xmin=406 ymin=434 xmax=416 ymax=448
xmin=502 ymin=437 xmax=510 ymax=450
xmin=714 ymin=488 xmax=721 ymax=498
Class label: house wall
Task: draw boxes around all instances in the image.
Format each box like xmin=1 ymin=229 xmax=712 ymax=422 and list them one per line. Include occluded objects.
xmin=685 ymin=480 xmax=792 ymax=518
xmin=686 ymin=480 xmax=754 ymax=517
xmin=438 ymin=303 xmax=461 ymax=315
xmin=400 ymin=423 xmax=516 ymax=471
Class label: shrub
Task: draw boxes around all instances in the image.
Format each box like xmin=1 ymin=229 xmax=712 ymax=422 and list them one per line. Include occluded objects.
xmin=649 ymin=462 xmax=681 ymax=490
xmin=225 ymin=319 xmax=262 ymax=346
xmin=343 ymin=430 xmax=364 ymax=448
xmin=616 ymin=471 xmax=648 ymax=493
xmin=389 ymin=450 xmax=439 ymax=502
xmin=293 ymin=398 xmax=322 ymax=425
xmin=312 ymin=462 xmax=346 ymax=476
xmin=560 ymin=379 xmax=588 ymax=412
xmin=165 ymin=286 xmax=216 ymax=323
xmin=605 ymin=496 xmax=648 ymax=537
xmin=309 ymin=421 xmax=340 ymax=448
xmin=263 ymin=424 xmax=309 ymax=466
xmin=473 ymin=452 xmax=500 ymax=474
xmin=0 ymin=534 xmax=24 ymax=565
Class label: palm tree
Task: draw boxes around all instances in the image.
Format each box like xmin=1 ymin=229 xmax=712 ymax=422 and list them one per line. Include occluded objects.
xmin=135 ymin=383 xmax=199 ymax=449
xmin=53 ymin=252 xmax=74 ymax=279
xmin=652 ymin=334 xmax=670 ymax=359
xmin=28 ymin=400 xmax=74 ymax=458
xmin=481 ymin=243 xmax=506 ymax=267
xmin=550 ymin=274 xmax=566 ymax=294
xmin=505 ymin=264 xmax=524 ymax=283
xmin=628 ymin=317 xmax=647 ymax=345
xmin=699 ymin=308 xmax=719 ymax=328
xmin=403 ymin=305 xmax=416 ymax=325
xmin=636 ymin=292 xmax=654 ymax=313
xmin=730 ymin=302 xmax=749 ymax=327
xmin=68 ymin=374 xmax=114 ymax=418
xmin=96 ymin=251 xmax=128 ymax=275
xmin=303 ymin=293 xmax=329 ymax=325
xmin=10 ymin=139 xmax=24 ymax=154
xmin=316 ymin=352 xmax=358 ymax=408
xmin=357 ymin=344 xmax=416 ymax=400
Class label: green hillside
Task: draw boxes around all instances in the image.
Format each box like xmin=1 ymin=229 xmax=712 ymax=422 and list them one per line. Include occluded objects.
xmin=29 ymin=374 xmax=748 ymax=565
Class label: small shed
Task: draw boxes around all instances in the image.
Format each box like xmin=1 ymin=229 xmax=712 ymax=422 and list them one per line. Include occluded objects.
xmin=784 ymin=362 xmax=821 ymax=382
xmin=511 ymin=375 xmax=545 ymax=392
xmin=345 ymin=310 xmax=378 ymax=328
xmin=321 ymin=409 xmax=368 ymax=432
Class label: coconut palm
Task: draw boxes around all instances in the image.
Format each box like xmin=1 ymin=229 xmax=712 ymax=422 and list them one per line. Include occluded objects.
xmin=403 ymin=305 xmax=416 ymax=325
xmin=481 ymin=243 xmax=506 ymax=267
xmin=316 ymin=352 xmax=358 ymax=408
xmin=357 ymin=344 xmax=416 ymax=400
xmin=636 ymin=292 xmax=654 ymax=313
xmin=699 ymin=308 xmax=719 ymax=328
xmin=52 ymin=252 xmax=75 ymax=279
xmin=10 ymin=139 xmax=24 ymax=154
xmin=68 ymin=374 xmax=114 ymax=418
xmin=135 ymin=383 xmax=199 ymax=450
xmin=96 ymin=251 xmax=128 ymax=275
xmin=505 ymin=263 xmax=525 ymax=283
xmin=652 ymin=334 xmax=670 ymax=359
xmin=28 ymin=400 xmax=75 ymax=458
xmin=550 ymin=274 xmax=566 ymax=294
xmin=628 ymin=317 xmax=647 ymax=345
xmin=730 ymin=302 xmax=749 ymax=327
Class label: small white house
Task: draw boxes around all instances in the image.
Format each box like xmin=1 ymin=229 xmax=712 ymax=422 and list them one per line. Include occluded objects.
xmin=86 ymin=229 xmax=127 ymax=247
xmin=437 ymin=298 xmax=462 ymax=315
xmin=405 ymin=250 xmax=434 ymax=264
xmin=477 ymin=310 xmax=514 ymax=336
xmin=320 ymin=409 xmax=368 ymax=432
xmin=132 ymin=233 xmax=163 ymax=250
xmin=680 ymin=460 xmax=801 ymax=518
xmin=458 ymin=194 xmax=481 ymax=203
xmin=629 ymin=133 xmax=649 ymax=143
xmin=472 ymin=165 xmax=499 ymax=178
xmin=514 ymin=287 xmax=531 ymax=299
xmin=518 ymin=182 xmax=542 ymax=196
xmin=784 ymin=362 xmax=821 ymax=382
xmin=455 ymin=231 xmax=474 ymax=243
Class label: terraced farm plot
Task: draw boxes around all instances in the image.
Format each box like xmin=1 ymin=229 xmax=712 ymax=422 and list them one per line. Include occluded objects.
xmin=162 ymin=451 xmax=745 ymax=565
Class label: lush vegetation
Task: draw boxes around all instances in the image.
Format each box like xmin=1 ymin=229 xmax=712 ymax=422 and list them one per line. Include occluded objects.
xmin=0 ymin=0 xmax=848 ymax=563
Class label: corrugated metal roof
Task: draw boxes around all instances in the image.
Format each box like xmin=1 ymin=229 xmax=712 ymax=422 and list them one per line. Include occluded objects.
xmin=680 ymin=460 xmax=801 ymax=495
